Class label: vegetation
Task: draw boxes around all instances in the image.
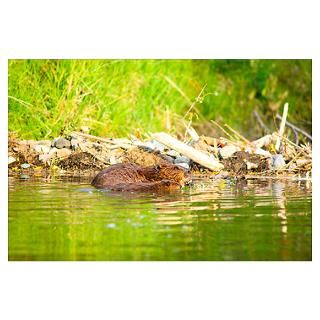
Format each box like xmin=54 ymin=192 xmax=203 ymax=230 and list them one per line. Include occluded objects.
xmin=8 ymin=59 xmax=311 ymax=140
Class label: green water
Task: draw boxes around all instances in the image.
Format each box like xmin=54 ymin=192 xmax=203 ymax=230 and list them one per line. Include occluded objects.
xmin=8 ymin=176 xmax=312 ymax=261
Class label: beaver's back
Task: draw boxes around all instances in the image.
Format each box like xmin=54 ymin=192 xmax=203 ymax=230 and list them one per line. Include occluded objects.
xmin=91 ymin=163 xmax=152 ymax=188
xmin=91 ymin=162 xmax=190 ymax=190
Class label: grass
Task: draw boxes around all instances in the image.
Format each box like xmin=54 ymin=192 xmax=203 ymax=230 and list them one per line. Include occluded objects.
xmin=8 ymin=59 xmax=312 ymax=140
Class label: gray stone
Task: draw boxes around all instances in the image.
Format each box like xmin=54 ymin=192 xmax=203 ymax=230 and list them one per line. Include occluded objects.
xmin=270 ymin=154 xmax=286 ymax=170
xmin=175 ymin=162 xmax=190 ymax=170
xmin=160 ymin=155 xmax=174 ymax=164
xmin=54 ymin=138 xmax=71 ymax=149
xmin=174 ymin=156 xmax=191 ymax=165
xmin=21 ymin=163 xmax=31 ymax=169
xmin=8 ymin=156 xmax=16 ymax=165
xmin=145 ymin=140 xmax=165 ymax=152
xmin=167 ymin=149 xmax=180 ymax=157
xmin=219 ymin=145 xmax=241 ymax=159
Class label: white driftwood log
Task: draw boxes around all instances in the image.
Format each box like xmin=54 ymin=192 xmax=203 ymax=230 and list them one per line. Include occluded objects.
xmin=152 ymin=132 xmax=224 ymax=171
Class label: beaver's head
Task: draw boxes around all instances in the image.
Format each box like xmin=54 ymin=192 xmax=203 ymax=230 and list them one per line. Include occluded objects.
xmin=155 ymin=163 xmax=191 ymax=187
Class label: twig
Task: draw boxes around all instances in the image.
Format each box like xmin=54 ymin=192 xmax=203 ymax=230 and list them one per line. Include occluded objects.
xmin=224 ymin=123 xmax=250 ymax=144
xmin=276 ymin=113 xmax=312 ymax=141
xmin=253 ymin=109 xmax=270 ymax=133
xmin=275 ymin=102 xmax=289 ymax=152
xmin=184 ymin=85 xmax=206 ymax=120
xmin=210 ymin=120 xmax=236 ymax=141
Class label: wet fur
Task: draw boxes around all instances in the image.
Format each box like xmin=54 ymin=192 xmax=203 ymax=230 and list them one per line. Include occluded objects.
xmin=91 ymin=163 xmax=189 ymax=191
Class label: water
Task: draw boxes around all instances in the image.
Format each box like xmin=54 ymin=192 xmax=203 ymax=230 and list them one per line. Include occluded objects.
xmin=8 ymin=176 xmax=312 ymax=261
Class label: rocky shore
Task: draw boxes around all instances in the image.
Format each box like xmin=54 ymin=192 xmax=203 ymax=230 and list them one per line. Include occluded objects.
xmin=8 ymin=127 xmax=312 ymax=181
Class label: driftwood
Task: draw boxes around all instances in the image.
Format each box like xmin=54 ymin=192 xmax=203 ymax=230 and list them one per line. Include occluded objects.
xmin=152 ymin=132 xmax=224 ymax=171
xmin=275 ymin=103 xmax=289 ymax=152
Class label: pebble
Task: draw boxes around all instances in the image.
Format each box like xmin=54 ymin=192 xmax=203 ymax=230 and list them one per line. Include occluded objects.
xmin=167 ymin=149 xmax=180 ymax=157
xmin=270 ymin=154 xmax=286 ymax=170
xmin=54 ymin=138 xmax=71 ymax=149
xmin=145 ymin=140 xmax=165 ymax=152
xmin=8 ymin=156 xmax=16 ymax=165
xmin=219 ymin=145 xmax=241 ymax=159
xmin=176 ymin=162 xmax=190 ymax=170
xmin=160 ymin=155 xmax=174 ymax=163
xmin=174 ymin=156 xmax=191 ymax=165
xmin=21 ymin=163 xmax=31 ymax=169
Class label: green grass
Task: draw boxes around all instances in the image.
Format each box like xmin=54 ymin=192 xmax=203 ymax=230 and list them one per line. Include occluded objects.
xmin=8 ymin=59 xmax=312 ymax=140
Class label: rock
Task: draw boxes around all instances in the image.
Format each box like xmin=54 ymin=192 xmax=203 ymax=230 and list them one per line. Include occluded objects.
xmin=33 ymin=144 xmax=51 ymax=154
xmin=270 ymin=154 xmax=286 ymax=170
xmin=56 ymin=148 xmax=72 ymax=158
xmin=21 ymin=163 xmax=31 ymax=169
xmin=176 ymin=162 xmax=190 ymax=170
xmin=174 ymin=156 xmax=191 ymax=165
xmin=167 ymin=149 xmax=180 ymax=158
xmin=70 ymin=138 xmax=79 ymax=150
xmin=144 ymin=140 xmax=165 ymax=152
xmin=8 ymin=156 xmax=16 ymax=165
xmin=160 ymin=155 xmax=175 ymax=164
xmin=54 ymin=138 xmax=71 ymax=149
xmin=219 ymin=145 xmax=241 ymax=159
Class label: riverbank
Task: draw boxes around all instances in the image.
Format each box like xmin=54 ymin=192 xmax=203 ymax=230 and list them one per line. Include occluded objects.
xmin=8 ymin=125 xmax=312 ymax=182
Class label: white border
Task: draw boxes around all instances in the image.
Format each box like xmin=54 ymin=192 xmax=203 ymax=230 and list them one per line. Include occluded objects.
xmin=1 ymin=1 xmax=319 ymax=319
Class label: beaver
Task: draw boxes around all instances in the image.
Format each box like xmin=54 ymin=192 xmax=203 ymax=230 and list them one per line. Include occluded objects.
xmin=91 ymin=163 xmax=190 ymax=192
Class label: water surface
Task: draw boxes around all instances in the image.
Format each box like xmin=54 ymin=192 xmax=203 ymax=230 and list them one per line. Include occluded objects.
xmin=8 ymin=176 xmax=312 ymax=261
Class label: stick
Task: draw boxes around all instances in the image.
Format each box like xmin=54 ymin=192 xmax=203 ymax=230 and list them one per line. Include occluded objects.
xmin=275 ymin=114 xmax=312 ymax=141
xmin=210 ymin=120 xmax=236 ymax=141
xmin=224 ymin=123 xmax=250 ymax=144
xmin=253 ymin=109 xmax=270 ymax=133
xmin=275 ymin=103 xmax=289 ymax=152
xmin=152 ymin=132 xmax=224 ymax=171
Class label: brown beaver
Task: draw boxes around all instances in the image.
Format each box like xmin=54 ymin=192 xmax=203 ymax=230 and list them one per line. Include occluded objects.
xmin=91 ymin=163 xmax=190 ymax=192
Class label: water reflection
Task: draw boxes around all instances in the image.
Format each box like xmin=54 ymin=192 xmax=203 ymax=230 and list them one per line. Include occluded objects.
xmin=8 ymin=176 xmax=312 ymax=261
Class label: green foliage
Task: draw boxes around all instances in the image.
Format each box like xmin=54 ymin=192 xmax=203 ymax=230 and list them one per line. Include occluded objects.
xmin=8 ymin=59 xmax=311 ymax=140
